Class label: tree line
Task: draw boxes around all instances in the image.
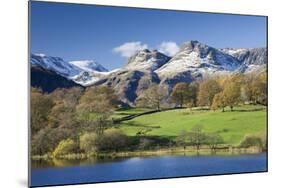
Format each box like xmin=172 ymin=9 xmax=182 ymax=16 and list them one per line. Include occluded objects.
xmin=31 ymin=86 xmax=128 ymax=157
xmin=176 ymin=124 xmax=266 ymax=152
xmin=176 ymin=124 xmax=224 ymax=152
xmin=136 ymin=71 xmax=267 ymax=111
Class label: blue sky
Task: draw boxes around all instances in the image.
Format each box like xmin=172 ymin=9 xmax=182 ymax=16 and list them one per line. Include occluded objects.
xmin=31 ymin=1 xmax=267 ymax=70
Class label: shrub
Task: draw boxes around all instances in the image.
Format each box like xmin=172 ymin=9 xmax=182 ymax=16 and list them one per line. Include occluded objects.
xmin=53 ymin=139 xmax=78 ymax=157
xmin=99 ymin=129 xmax=129 ymax=152
xmin=186 ymin=124 xmax=206 ymax=150
xmin=31 ymin=127 xmax=72 ymax=155
xmin=80 ymin=129 xmax=129 ymax=153
xmin=176 ymin=130 xmax=188 ymax=149
xmin=138 ymin=138 xmax=154 ymax=150
xmin=79 ymin=132 xmax=99 ymax=154
xmin=205 ymin=132 xmax=224 ymax=150
xmin=239 ymin=135 xmax=263 ymax=148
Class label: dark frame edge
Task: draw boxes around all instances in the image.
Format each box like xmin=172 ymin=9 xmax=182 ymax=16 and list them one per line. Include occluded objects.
xmin=28 ymin=0 xmax=31 ymax=187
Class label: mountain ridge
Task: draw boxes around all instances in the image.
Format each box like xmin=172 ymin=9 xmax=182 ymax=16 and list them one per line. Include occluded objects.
xmin=31 ymin=41 xmax=267 ymax=105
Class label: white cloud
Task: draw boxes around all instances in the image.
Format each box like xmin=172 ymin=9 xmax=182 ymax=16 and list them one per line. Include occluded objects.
xmin=158 ymin=41 xmax=179 ymax=56
xmin=113 ymin=41 xmax=148 ymax=58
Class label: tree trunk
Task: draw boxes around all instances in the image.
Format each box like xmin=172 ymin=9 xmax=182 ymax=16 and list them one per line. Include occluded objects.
xmin=230 ymin=106 xmax=233 ymax=111
xmin=211 ymin=147 xmax=216 ymax=154
xmin=196 ymin=144 xmax=200 ymax=151
xmin=180 ymin=96 xmax=184 ymax=108
xmin=157 ymin=102 xmax=160 ymax=111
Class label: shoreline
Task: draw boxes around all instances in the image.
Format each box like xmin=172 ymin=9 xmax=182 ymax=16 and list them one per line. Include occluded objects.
xmin=31 ymin=146 xmax=265 ymax=161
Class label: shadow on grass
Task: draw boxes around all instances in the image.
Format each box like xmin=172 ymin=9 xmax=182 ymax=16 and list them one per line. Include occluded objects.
xmin=231 ymin=108 xmax=265 ymax=112
xmin=120 ymin=121 xmax=161 ymax=129
xmin=115 ymin=112 xmax=135 ymax=116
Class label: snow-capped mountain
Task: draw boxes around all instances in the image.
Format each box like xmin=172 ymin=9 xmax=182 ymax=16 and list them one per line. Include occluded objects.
xmin=125 ymin=49 xmax=170 ymax=71
xmin=221 ymin=48 xmax=266 ymax=65
xmin=85 ymin=49 xmax=170 ymax=104
xmin=31 ymin=40 xmax=267 ymax=105
xmin=220 ymin=47 xmax=267 ymax=73
xmin=156 ymin=41 xmax=241 ymax=77
xmin=72 ymin=69 xmax=120 ymax=86
xmin=31 ymin=53 xmax=81 ymax=78
xmin=68 ymin=60 xmax=110 ymax=86
xmin=69 ymin=60 xmax=108 ymax=72
xmin=155 ymin=41 xmax=245 ymax=89
xmin=31 ymin=53 xmax=110 ymax=86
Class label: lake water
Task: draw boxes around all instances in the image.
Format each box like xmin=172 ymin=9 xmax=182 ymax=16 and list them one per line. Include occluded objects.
xmin=31 ymin=153 xmax=267 ymax=187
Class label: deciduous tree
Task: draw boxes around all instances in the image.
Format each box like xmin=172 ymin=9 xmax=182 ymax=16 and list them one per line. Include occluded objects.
xmin=185 ymin=82 xmax=199 ymax=109
xmin=136 ymin=84 xmax=168 ymax=110
xmin=186 ymin=124 xmax=206 ymax=151
xmin=222 ymin=75 xmax=243 ymax=111
xmin=77 ymin=86 xmax=116 ymax=134
xmin=197 ymin=79 xmax=221 ymax=107
xmin=31 ymin=88 xmax=54 ymax=135
xmin=211 ymin=92 xmax=226 ymax=112
xmin=205 ymin=132 xmax=224 ymax=151
xmin=171 ymin=83 xmax=189 ymax=107
xmin=176 ymin=130 xmax=188 ymax=150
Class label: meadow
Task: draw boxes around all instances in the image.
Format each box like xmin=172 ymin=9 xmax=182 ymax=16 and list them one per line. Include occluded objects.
xmin=115 ymin=105 xmax=267 ymax=146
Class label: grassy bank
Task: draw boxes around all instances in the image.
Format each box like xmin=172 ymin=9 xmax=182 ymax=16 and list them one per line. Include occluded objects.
xmin=97 ymin=146 xmax=264 ymax=158
xmin=32 ymin=145 xmax=265 ymax=161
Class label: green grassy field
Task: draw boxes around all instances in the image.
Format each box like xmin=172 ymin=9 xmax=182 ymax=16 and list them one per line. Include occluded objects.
xmin=116 ymin=105 xmax=267 ymax=146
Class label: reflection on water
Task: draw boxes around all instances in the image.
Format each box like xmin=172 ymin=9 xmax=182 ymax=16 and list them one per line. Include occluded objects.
xmin=32 ymin=157 xmax=128 ymax=169
xmin=32 ymin=152 xmax=267 ymax=169
xmin=31 ymin=153 xmax=267 ymax=187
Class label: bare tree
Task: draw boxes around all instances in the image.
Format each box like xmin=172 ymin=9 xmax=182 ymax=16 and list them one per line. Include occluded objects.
xmin=186 ymin=124 xmax=206 ymax=151
xmin=176 ymin=130 xmax=188 ymax=150
xmin=205 ymin=132 xmax=224 ymax=152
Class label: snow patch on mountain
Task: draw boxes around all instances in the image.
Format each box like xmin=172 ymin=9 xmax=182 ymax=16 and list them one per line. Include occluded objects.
xmin=221 ymin=48 xmax=267 ymax=67
xmin=31 ymin=53 xmax=81 ymax=77
xmin=72 ymin=68 xmax=121 ymax=86
xmin=156 ymin=41 xmax=241 ymax=78
xmin=125 ymin=49 xmax=170 ymax=71
xmin=31 ymin=40 xmax=267 ymax=95
xmin=69 ymin=60 xmax=108 ymax=72
xmin=31 ymin=53 xmax=113 ymax=86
